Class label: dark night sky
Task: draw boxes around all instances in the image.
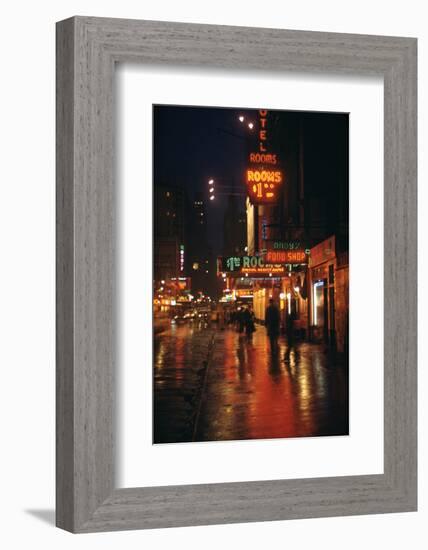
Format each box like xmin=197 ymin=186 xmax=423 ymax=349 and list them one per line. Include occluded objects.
xmin=153 ymin=105 xmax=348 ymax=254
xmin=154 ymin=105 xmax=258 ymax=253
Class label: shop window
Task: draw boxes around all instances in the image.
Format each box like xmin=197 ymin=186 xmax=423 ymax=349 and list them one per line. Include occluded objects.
xmin=313 ymin=280 xmax=325 ymax=327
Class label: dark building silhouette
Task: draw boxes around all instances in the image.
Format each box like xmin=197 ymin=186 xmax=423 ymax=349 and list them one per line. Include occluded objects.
xmin=154 ymin=184 xmax=187 ymax=282
xmin=223 ymin=194 xmax=247 ymax=257
xmin=265 ymin=111 xmax=349 ymax=249
xmin=189 ymin=192 xmax=214 ymax=296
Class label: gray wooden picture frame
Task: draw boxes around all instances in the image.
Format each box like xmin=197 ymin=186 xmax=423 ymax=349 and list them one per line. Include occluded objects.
xmin=56 ymin=16 xmax=417 ymax=533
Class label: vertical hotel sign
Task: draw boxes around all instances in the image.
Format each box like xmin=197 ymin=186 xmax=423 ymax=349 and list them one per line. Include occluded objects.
xmin=246 ymin=110 xmax=283 ymax=204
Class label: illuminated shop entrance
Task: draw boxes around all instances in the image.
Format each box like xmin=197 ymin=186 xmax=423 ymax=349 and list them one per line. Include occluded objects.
xmin=312 ymin=279 xmax=328 ymax=341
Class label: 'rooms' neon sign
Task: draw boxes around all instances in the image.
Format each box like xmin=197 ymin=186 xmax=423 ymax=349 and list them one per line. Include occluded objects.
xmin=246 ymin=110 xmax=283 ymax=204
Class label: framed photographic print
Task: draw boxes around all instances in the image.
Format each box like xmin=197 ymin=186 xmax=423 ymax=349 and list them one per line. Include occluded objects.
xmin=56 ymin=17 xmax=417 ymax=532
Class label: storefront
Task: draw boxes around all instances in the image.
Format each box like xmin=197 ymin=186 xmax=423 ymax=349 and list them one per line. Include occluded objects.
xmin=308 ymin=235 xmax=349 ymax=351
xmin=278 ymin=271 xmax=308 ymax=338
xmin=308 ymin=236 xmax=336 ymax=344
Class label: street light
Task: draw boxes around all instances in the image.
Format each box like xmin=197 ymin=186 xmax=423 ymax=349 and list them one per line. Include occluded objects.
xmin=208 ymin=178 xmax=215 ymax=200
xmin=238 ymin=115 xmax=254 ymax=130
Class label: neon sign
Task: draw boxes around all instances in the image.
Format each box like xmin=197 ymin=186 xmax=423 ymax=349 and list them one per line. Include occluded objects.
xmin=241 ymin=266 xmax=286 ymax=276
xmin=249 ymin=153 xmax=277 ymax=165
xmin=247 ymin=170 xmax=282 ymax=184
xmin=259 ymin=109 xmax=268 ymax=152
xmin=223 ymin=256 xmax=263 ymax=271
xmin=218 ymin=255 xmax=286 ymax=275
xmin=269 ymin=240 xmax=302 ymax=250
xmin=246 ymin=110 xmax=283 ymax=204
xmin=265 ymin=250 xmax=308 ymax=264
xmin=246 ymin=173 xmax=283 ymax=203
xmin=221 ymin=254 xmax=308 ymax=272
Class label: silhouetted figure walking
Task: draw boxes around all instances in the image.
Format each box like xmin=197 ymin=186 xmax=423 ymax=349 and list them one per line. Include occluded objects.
xmin=243 ymin=307 xmax=256 ymax=338
xmin=237 ymin=308 xmax=245 ymax=333
xmin=286 ymin=310 xmax=296 ymax=345
xmin=265 ymin=299 xmax=280 ymax=352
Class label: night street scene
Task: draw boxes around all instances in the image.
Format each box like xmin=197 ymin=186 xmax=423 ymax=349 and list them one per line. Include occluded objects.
xmin=153 ymin=105 xmax=349 ymax=444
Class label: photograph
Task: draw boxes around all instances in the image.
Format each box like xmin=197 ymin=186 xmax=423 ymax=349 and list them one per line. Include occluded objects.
xmin=153 ymin=104 xmax=349 ymax=444
xmin=0 ymin=0 xmax=419 ymax=542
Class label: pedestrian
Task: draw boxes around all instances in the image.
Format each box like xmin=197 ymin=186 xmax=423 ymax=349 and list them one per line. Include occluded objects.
xmin=218 ymin=306 xmax=225 ymax=330
xmin=286 ymin=309 xmax=295 ymax=345
xmin=237 ymin=307 xmax=245 ymax=333
xmin=243 ymin=306 xmax=256 ymax=337
xmin=225 ymin=309 xmax=230 ymax=325
xmin=265 ymin=298 xmax=280 ymax=351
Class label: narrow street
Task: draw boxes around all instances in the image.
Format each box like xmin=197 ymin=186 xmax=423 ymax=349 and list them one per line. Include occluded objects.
xmin=154 ymin=322 xmax=348 ymax=444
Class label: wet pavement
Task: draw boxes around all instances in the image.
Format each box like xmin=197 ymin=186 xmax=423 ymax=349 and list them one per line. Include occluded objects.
xmin=154 ymin=323 xmax=348 ymax=444
xmin=153 ymin=323 xmax=216 ymax=444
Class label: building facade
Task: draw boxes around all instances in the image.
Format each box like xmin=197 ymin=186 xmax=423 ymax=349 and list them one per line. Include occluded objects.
xmin=241 ymin=110 xmax=348 ymax=351
xmin=307 ymin=235 xmax=349 ymax=353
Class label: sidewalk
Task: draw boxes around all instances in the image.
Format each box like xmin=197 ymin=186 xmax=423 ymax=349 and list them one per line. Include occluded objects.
xmin=153 ymin=323 xmax=215 ymax=444
xmin=194 ymin=325 xmax=348 ymax=442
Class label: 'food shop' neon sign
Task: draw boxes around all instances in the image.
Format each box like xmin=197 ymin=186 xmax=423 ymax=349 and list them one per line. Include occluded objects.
xmin=265 ymin=250 xmax=308 ymax=264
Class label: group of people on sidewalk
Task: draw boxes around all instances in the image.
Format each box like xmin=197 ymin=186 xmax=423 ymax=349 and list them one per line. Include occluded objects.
xmin=234 ymin=306 xmax=256 ymax=336
xmin=226 ymin=299 xmax=295 ymax=349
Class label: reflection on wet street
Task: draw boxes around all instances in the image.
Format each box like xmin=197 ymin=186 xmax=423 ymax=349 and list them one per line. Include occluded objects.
xmin=153 ymin=323 xmax=216 ymax=444
xmin=154 ymin=324 xmax=348 ymax=444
